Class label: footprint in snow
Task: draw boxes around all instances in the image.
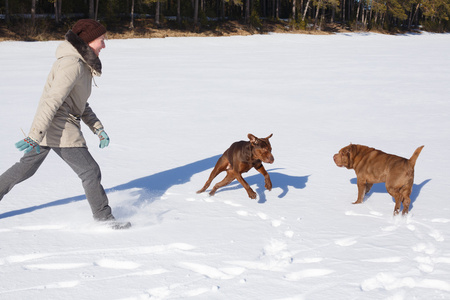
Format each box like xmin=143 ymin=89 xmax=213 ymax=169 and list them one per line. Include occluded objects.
xmin=431 ymin=218 xmax=450 ymax=223
xmin=178 ymin=262 xmax=238 ymax=280
xmin=334 ymin=237 xmax=357 ymax=247
xmin=284 ymin=269 xmax=335 ymax=281
xmin=345 ymin=210 xmax=383 ymax=219
xmin=95 ymin=258 xmax=140 ymax=270
xmin=223 ymin=200 xmax=242 ymax=207
xmin=413 ymin=242 xmax=436 ymax=255
xmin=24 ymin=263 xmax=91 ymax=270
xmin=361 ymin=272 xmax=450 ymax=292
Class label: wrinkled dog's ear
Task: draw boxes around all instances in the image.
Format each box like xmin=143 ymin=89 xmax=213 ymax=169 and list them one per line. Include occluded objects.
xmin=248 ymin=134 xmax=257 ymax=144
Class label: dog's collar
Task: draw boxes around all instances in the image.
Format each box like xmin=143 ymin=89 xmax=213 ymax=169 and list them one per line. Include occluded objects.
xmin=254 ymin=161 xmax=263 ymax=170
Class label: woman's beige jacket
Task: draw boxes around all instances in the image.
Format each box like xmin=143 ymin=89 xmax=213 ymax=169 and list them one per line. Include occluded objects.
xmin=28 ymin=30 xmax=104 ymax=148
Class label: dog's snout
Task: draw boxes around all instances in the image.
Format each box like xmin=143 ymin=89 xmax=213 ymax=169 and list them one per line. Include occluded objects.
xmin=333 ymin=154 xmax=342 ymax=166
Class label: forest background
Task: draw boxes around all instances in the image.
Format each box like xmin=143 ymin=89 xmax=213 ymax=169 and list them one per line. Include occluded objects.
xmin=0 ymin=0 xmax=449 ymax=41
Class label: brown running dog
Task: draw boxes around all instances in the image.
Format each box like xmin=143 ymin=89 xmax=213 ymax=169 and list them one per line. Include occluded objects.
xmin=197 ymin=134 xmax=274 ymax=199
xmin=333 ymin=144 xmax=424 ymax=215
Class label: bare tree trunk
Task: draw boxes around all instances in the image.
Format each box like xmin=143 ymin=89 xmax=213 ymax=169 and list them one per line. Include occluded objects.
xmin=314 ymin=0 xmax=321 ymax=28
xmin=331 ymin=4 xmax=335 ymax=22
xmin=95 ymin=0 xmax=99 ymax=20
xmin=245 ymin=0 xmax=250 ymax=23
xmin=409 ymin=3 xmax=420 ymax=29
xmin=342 ymin=0 xmax=345 ymax=23
xmin=58 ymin=0 xmax=62 ymax=20
xmin=5 ymin=0 xmax=9 ymax=23
xmin=355 ymin=1 xmax=360 ymax=29
xmin=299 ymin=0 xmax=304 ymax=20
xmin=31 ymin=0 xmax=36 ymax=27
xmin=54 ymin=0 xmax=61 ymax=24
xmin=292 ymin=0 xmax=296 ymax=20
xmin=177 ymin=0 xmax=181 ymax=25
xmin=320 ymin=3 xmax=325 ymax=29
xmin=302 ymin=0 xmax=311 ymax=21
xmin=89 ymin=0 xmax=94 ymax=19
xmin=194 ymin=0 xmax=199 ymax=26
xmin=222 ymin=0 xmax=225 ymax=21
xmin=156 ymin=0 xmax=160 ymax=26
xmin=130 ymin=0 xmax=135 ymax=28
xmin=54 ymin=1 xmax=59 ymax=24
xmin=276 ymin=0 xmax=280 ymax=19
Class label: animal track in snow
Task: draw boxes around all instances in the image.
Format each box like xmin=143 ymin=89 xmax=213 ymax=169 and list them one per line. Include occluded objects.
xmin=293 ymin=257 xmax=324 ymax=264
xmin=431 ymin=218 xmax=450 ymax=223
xmin=345 ymin=210 xmax=383 ymax=219
xmin=361 ymin=272 xmax=450 ymax=292
xmin=15 ymin=224 xmax=66 ymax=231
xmin=24 ymin=263 xmax=91 ymax=270
xmin=413 ymin=242 xmax=436 ymax=255
xmin=95 ymin=258 xmax=140 ymax=270
xmin=284 ymin=230 xmax=294 ymax=238
xmin=334 ymin=237 xmax=357 ymax=247
xmin=3 ymin=243 xmax=196 ymax=265
xmin=236 ymin=210 xmax=249 ymax=217
xmin=223 ymin=200 xmax=242 ymax=207
xmin=178 ymin=262 xmax=237 ymax=279
xmin=362 ymin=257 xmax=403 ymax=263
xmin=284 ymin=269 xmax=335 ymax=281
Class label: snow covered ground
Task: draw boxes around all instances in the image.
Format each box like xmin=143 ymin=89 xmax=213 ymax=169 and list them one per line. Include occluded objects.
xmin=0 ymin=32 xmax=449 ymax=299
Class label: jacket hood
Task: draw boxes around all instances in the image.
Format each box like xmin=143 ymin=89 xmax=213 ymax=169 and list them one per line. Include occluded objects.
xmin=58 ymin=30 xmax=102 ymax=76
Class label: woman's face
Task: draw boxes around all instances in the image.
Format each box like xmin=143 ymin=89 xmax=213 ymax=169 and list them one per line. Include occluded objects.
xmin=89 ymin=34 xmax=106 ymax=56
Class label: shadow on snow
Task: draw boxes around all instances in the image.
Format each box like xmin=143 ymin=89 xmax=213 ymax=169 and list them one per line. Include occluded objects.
xmin=0 ymin=155 xmax=307 ymax=219
xmin=214 ymin=169 xmax=309 ymax=203
xmin=349 ymin=178 xmax=431 ymax=212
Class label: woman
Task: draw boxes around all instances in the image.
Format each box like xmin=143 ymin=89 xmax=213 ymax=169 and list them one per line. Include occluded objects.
xmin=0 ymin=19 xmax=130 ymax=230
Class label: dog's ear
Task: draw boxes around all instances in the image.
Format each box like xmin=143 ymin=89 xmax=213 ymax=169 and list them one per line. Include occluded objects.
xmin=265 ymin=133 xmax=273 ymax=140
xmin=346 ymin=144 xmax=357 ymax=169
xmin=248 ymin=134 xmax=257 ymax=144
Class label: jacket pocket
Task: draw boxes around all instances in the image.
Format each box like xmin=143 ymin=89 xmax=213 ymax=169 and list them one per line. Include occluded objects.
xmin=67 ymin=113 xmax=81 ymax=128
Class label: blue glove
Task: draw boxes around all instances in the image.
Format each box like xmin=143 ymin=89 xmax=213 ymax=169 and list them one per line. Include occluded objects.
xmin=15 ymin=137 xmax=41 ymax=154
xmin=96 ymin=129 xmax=110 ymax=148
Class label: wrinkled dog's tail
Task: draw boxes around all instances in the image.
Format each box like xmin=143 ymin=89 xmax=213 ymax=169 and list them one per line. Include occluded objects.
xmin=409 ymin=145 xmax=424 ymax=167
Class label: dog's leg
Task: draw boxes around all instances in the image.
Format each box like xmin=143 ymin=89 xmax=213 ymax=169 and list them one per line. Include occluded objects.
xmin=256 ymin=165 xmax=272 ymax=191
xmin=400 ymin=186 xmax=412 ymax=215
xmin=393 ymin=196 xmax=402 ymax=215
xmin=235 ymin=174 xmax=257 ymax=199
xmin=365 ymin=183 xmax=373 ymax=195
xmin=353 ymin=179 xmax=366 ymax=204
xmin=388 ymin=188 xmax=402 ymax=215
xmin=401 ymin=196 xmax=411 ymax=215
xmin=197 ymin=156 xmax=228 ymax=194
xmin=209 ymin=171 xmax=236 ymax=196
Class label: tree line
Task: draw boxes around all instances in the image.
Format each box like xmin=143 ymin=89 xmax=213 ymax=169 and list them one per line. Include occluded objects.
xmin=1 ymin=0 xmax=449 ymax=33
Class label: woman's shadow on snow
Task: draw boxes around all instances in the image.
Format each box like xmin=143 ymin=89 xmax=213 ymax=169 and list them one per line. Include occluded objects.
xmin=349 ymin=178 xmax=431 ymax=212
xmin=216 ymin=168 xmax=309 ymax=203
xmin=0 ymin=155 xmax=220 ymax=219
xmin=0 ymin=155 xmax=307 ymax=218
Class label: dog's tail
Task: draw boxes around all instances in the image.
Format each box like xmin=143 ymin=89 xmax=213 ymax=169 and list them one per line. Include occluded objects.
xmin=409 ymin=145 xmax=424 ymax=167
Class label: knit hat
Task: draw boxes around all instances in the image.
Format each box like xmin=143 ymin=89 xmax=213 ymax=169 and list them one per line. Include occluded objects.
xmin=72 ymin=19 xmax=106 ymax=44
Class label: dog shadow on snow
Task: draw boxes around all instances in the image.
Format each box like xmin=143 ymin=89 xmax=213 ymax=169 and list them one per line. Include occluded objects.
xmin=349 ymin=178 xmax=431 ymax=212
xmin=0 ymin=155 xmax=306 ymax=219
xmin=215 ymin=168 xmax=309 ymax=203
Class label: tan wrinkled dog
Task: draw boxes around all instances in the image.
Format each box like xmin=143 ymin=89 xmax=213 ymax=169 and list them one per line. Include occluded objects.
xmin=333 ymin=144 xmax=424 ymax=215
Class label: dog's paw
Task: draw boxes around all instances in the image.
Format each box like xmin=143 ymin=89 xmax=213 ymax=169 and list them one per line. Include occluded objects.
xmin=248 ymin=189 xmax=257 ymax=199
